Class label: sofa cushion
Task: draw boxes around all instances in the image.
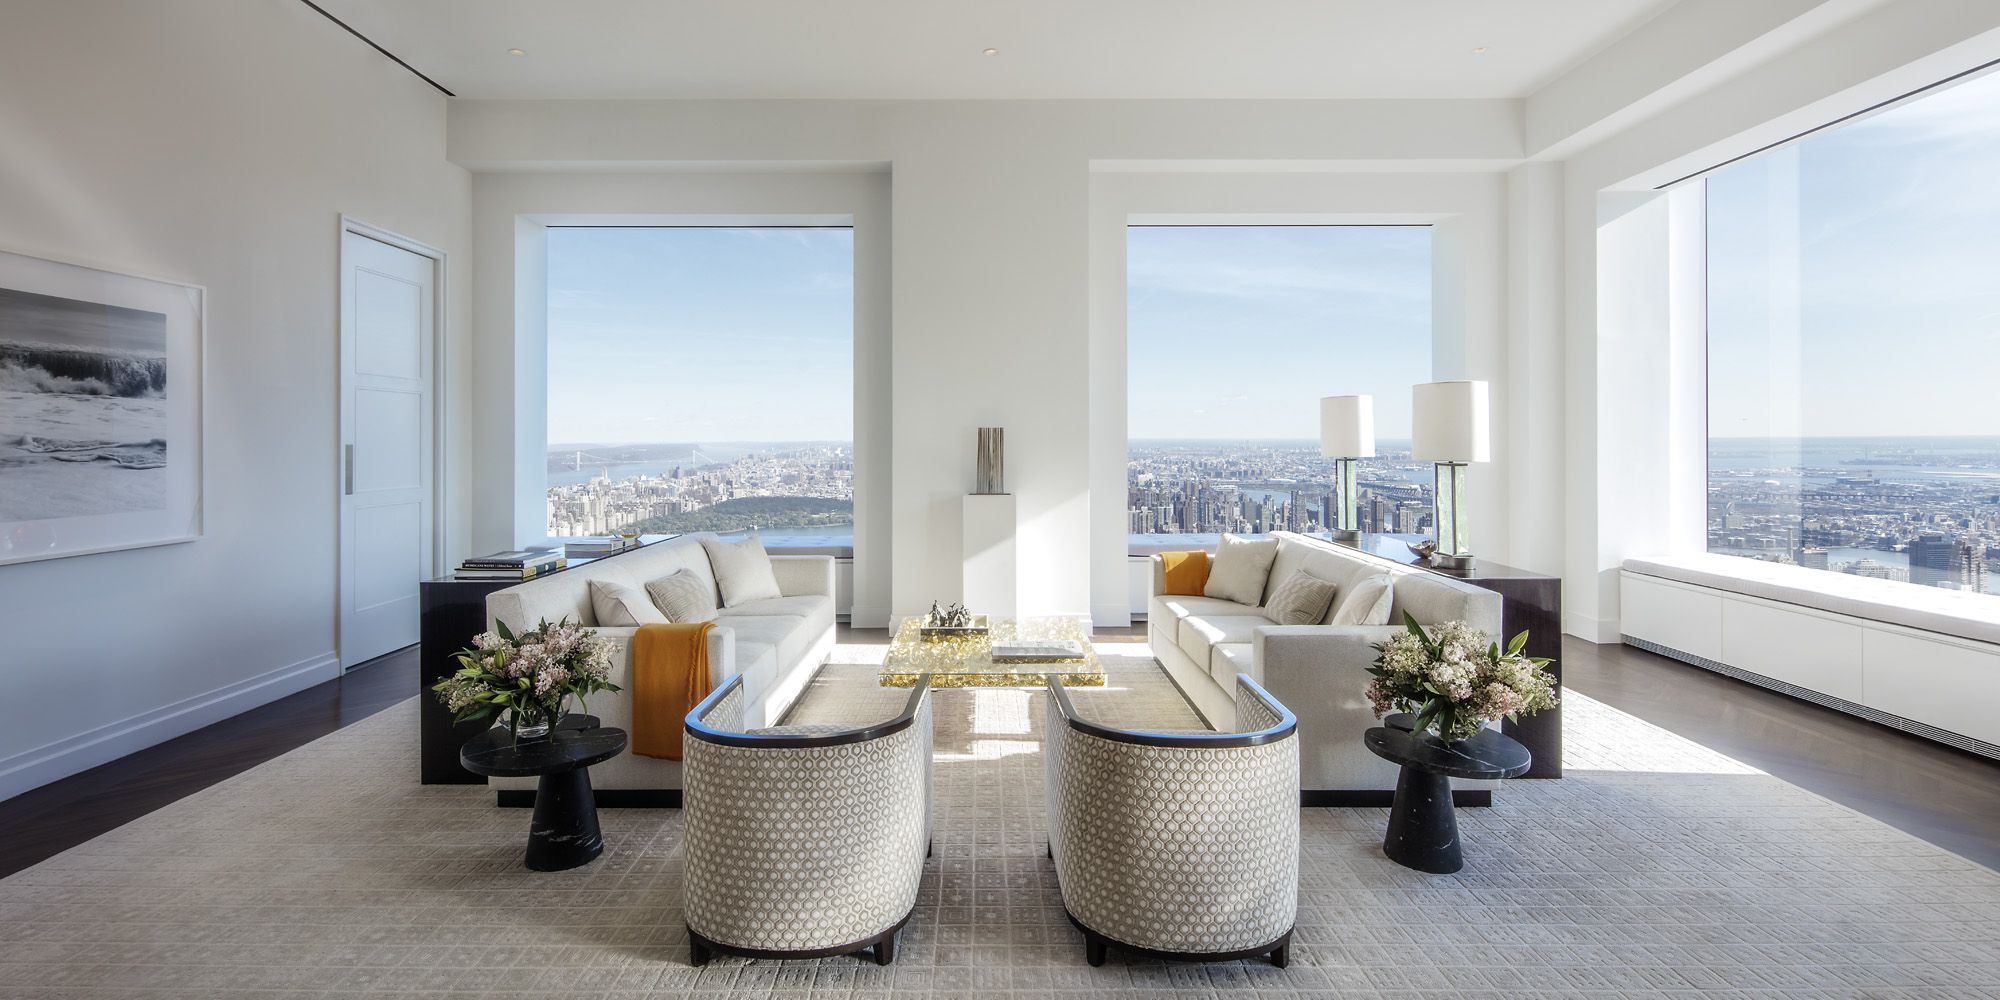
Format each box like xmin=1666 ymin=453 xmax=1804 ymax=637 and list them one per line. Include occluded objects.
xmin=1205 ymin=534 xmax=1280 ymax=605
xmin=1329 ymin=570 xmax=1394 ymax=626
xmin=1149 ymin=595 xmax=1258 ymax=645
xmin=722 ymin=595 xmax=835 ymax=653
xmin=1177 ymin=615 xmax=1269 ymax=671
xmin=1212 ymin=642 xmax=1259 ymax=687
xmin=715 ymin=614 xmax=818 ymax=681
xmin=1263 ymin=570 xmax=1338 ymax=626
xmin=722 ymin=595 xmax=831 ymax=619
xmin=701 ymin=534 xmax=783 ymax=607
xmin=646 ymin=569 xmax=718 ymax=624
xmin=589 ymin=579 xmax=669 ymax=627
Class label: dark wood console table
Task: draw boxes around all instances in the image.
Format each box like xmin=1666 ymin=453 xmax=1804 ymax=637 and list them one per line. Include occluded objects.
xmin=418 ymin=534 xmax=675 ymax=784
xmin=1339 ymin=533 xmax=1564 ymax=779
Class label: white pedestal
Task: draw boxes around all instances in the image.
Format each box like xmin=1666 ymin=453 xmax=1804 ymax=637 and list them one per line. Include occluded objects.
xmin=962 ymin=494 xmax=1017 ymax=619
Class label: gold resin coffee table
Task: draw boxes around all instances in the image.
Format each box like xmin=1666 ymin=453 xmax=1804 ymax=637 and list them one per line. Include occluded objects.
xmin=881 ymin=616 xmax=1103 ymax=687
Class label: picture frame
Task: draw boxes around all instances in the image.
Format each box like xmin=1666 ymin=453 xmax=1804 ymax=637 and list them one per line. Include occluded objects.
xmin=0 ymin=247 xmax=204 ymax=565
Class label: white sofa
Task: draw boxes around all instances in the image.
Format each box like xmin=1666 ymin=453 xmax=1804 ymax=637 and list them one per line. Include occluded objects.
xmin=484 ymin=532 xmax=836 ymax=796
xmin=1147 ymin=531 xmax=1503 ymax=802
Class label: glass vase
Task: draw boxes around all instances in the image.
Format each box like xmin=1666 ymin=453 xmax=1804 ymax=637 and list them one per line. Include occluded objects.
xmin=509 ymin=694 xmax=570 ymax=741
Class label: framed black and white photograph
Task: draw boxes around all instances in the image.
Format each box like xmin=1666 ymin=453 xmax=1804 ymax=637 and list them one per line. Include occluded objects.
xmin=0 ymin=248 xmax=203 ymax=565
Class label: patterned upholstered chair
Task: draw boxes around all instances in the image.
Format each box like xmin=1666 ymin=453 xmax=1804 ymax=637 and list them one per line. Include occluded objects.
xmin=681 ymin=674 xmax=932 ymax=966
xmin=1045 ymin=673 xmax=1299 ymax=968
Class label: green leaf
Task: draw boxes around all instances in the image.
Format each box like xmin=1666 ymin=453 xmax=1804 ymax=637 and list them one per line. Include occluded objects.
xmin=495 ymin=618 xmax=516 ymax=644
xmin=1507 ymin=630 xmax=1529 ymax=656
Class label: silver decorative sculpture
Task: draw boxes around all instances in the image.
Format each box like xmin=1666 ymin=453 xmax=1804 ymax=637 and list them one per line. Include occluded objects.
xmin=975 ymin=427 xmax=1006 ymax=494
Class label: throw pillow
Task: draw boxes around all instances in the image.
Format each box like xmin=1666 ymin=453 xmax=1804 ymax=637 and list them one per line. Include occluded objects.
xmin=589 ymin=578 xmax=670 ymax=627
xmin=646 ymin=569 xmax=718 ymax=624
xmin=1204 ymin=533 xmax=1280 ymax=606
xmin=1261 ymin=570 xmax=1338 ymax=626
xmin=1158 ymin=550 xmax=1210 ymax=596
xmin=1328 ymin=571 xmax=1394 ymax=626
xmin=700 ymin=534 xmax=783 ymax=607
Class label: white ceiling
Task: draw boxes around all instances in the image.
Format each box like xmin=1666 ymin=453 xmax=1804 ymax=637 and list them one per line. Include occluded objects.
xmin=311 ymin=0 xmax=1682 ymax=100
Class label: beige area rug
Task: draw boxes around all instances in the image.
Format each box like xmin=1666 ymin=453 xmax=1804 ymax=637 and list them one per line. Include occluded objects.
xmin=2 ymin=644 xmax=1998 ymax=999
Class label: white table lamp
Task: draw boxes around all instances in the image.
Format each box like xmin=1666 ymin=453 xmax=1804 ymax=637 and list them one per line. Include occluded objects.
xmin=1412 ymin=380 xmax=1490 ymax=569
xmin=1319 ymin=395 xmax=1375 ymax=541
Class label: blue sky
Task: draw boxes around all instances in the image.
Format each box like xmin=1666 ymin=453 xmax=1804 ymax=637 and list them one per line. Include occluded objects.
xmin=1707 ymin=68 xmax=2000 ymax=439
xmin=546 ymin=227 xmax=853 ymax=445
xmin=1127 ymin=226 xmax=1432 ymax=440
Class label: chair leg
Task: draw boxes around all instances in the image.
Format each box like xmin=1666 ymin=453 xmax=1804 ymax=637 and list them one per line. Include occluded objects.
xmin=875 ymin=930 xmax=897 ymax=966
xmin=688 ymin=929 xmax=710 ymax=967
xmin=1046 ymin=841 xmax=1053 ymax=860
xmin=1270 ymin=941 xmax=1289 ymax=968
xmin=1084 ymin=931 xmax=1107 ymax=967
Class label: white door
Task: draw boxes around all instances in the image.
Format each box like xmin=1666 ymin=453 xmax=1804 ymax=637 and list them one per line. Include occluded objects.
xmin=339 ymin=230 xmax=435 ymax=668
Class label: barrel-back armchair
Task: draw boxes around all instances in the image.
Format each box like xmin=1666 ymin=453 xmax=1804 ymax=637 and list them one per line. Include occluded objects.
xmin=681 ymin=674 xmax=932 ymax=965
xmin=1044 ymin=673 xmax=1299 ymax=967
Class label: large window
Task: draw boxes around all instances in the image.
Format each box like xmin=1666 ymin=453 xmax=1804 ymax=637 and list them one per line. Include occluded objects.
xmin=1127 ymin=225 xmax=1433 ymax=544
xmin=545 ymin=227 xmax=854 ymax=542
xmin=1706 ymin=71 xmax=2000 ymax=595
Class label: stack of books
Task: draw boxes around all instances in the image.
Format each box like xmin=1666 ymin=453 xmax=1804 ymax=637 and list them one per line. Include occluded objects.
xmin=565 ymin=535 xmax=640 ymax=560
xmin=455 ymin=549 xmax=565 ymax=581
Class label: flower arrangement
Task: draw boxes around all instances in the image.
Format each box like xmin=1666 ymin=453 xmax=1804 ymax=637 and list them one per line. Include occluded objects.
xmin=1366 ymin=613 xmax=1558 ymax=744
xmin=432 ymin=618 xmax=620 ymax=740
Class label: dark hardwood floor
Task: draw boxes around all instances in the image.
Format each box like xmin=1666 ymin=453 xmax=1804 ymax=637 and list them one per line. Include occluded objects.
xmin=6 ymin=627 xmax=1997 ymax=878
xmin=1560 ymin=636 xmax=2000 ymax=872
xmin=0 ymin=645 xmax=416 ymax=879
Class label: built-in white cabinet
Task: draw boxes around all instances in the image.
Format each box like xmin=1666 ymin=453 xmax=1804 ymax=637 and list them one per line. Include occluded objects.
xmin=1621 ymin=569 xmax=2000 ymax=755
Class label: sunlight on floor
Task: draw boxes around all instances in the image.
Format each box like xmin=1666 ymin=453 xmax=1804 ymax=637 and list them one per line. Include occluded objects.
xmin=970 ymin=688 xmax=1032 ymax=735
xmin=1561 ymin=688 xmax=1764 ymax=775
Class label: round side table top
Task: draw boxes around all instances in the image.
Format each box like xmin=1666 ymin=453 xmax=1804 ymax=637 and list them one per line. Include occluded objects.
xmin=459 ymin=714 xmax=628 ymax=778
xmin=1365 ymin=721 xmax=1532 ymax=781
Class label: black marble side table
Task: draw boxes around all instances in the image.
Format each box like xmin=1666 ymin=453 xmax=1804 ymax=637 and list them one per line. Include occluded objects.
xmin=460 ymin=715 xmax=628 ymax=872
xmin=1364 ymin=720 xmax=1531 ymax=874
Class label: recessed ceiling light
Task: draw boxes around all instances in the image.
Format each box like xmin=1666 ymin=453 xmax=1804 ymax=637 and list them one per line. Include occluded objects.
xmin=507 ymin=48 xmax=527 ymax=57
xmin=1471 ymin=46 xmax=1488 ymax=54
xmin=982 ymin=47 xmax=999 ymax=57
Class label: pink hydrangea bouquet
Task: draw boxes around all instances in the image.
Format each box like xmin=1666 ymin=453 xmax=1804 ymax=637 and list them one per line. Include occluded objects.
xmin=432 ymin=618 xmax=619 ymax=740
xmin=1366 ymin=613 xmax=1557 ymax=744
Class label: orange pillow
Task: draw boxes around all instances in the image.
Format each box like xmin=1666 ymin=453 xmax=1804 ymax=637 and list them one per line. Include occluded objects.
xmin=1159 ymin=550 xmax=1211 ymax=596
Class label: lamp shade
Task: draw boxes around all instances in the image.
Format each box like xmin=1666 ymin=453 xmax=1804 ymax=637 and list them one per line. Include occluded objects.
xmin=1319 ymin=395 xmax=1375 ymax=458
xmin=1411 ymin=380 xmax=1490 ymax=462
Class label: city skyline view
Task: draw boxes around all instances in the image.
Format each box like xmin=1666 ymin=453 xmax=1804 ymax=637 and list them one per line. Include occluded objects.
xmin=1703 ymin=68 xmax=2000 ymax=595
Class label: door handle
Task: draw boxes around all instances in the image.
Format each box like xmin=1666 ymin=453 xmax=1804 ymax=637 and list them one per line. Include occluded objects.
xmin=344 ymin=444 xmax=355 ymax=496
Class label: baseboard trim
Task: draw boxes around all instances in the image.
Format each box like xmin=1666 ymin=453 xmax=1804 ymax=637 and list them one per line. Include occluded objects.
xmin=0 ymin=651 xmax=340 ymax=802
xmin=498 ymin=788 xmax=682 ymax=808
xmin=1565 ymin=611 xmax=1619 ymax=644
xmin=1623 ymin=635 xmax=2000 ymax=762
xmin=1302 ymin=789 xmax=1491 ymax=808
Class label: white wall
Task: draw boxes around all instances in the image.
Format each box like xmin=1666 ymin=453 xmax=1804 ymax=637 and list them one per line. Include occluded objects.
xmin=450 ymin=99 xmax=1525 ymax=624
xmin=0 ymin=0 xmax=470 ymax=798
xmin=466 ymin=170 xmax=893 ymax=625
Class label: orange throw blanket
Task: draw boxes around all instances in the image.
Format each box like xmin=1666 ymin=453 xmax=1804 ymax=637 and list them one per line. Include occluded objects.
xmin=1158 ymin=550 xmax=1211 ymax=596
xmin=630 ymin=621 xmax=717 ymax=760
